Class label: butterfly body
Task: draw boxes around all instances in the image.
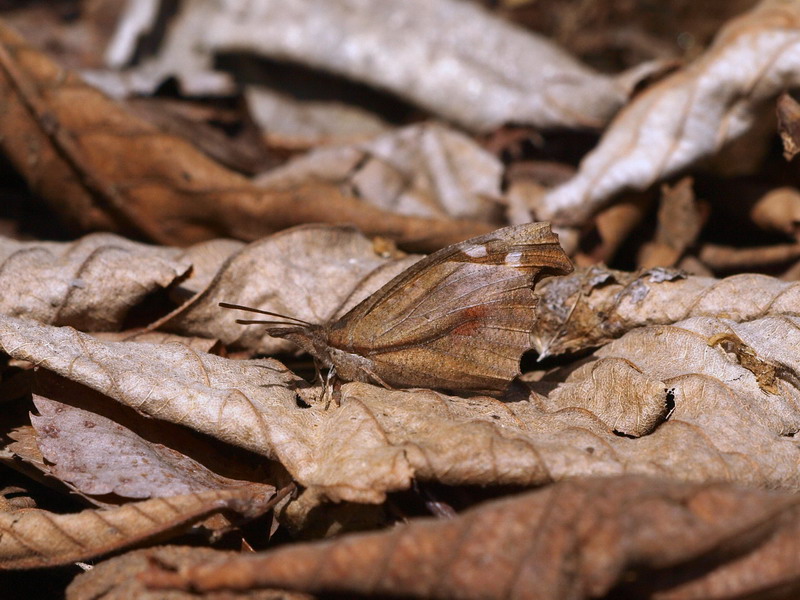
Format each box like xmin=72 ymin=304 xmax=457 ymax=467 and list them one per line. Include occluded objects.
xmin=261 ymin=222 xmax=573 ymax=395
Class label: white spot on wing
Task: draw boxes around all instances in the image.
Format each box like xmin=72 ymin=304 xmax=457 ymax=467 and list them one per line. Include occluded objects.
xmin=505 ymin=251 xmax=523 ymax=266
xmin=464 ymin=244 xmax=488 ymax=258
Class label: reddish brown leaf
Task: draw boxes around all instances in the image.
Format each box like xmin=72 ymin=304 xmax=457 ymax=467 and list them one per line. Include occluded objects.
xmin=0 ymin=20 xmax=492 ymax=251
xmin=67 ymin=545 xmax=309 ymax=600
xmin=140 ymin=476 xmax=800 ymax=600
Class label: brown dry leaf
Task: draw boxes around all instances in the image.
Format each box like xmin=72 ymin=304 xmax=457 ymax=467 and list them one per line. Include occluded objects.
xmin=535 ymin=0 xmax=800 ymax=226
xmin=777 ymin=90 xmax=800 ymax=160
xmin=255 ymin=123 xmax=504 ymax=223
xmin=573 ymin=193 xmax=652 ymax=266
xmin=30 ymin=395 xmax=263 ymax=500
xmin=698 ymin=240 xmax=800 ymax=270
xmin=67 ymin=545 xmax=310 ymax=600
xmin=750 ymin=186 xmax=800 ymax=238
xmin=140 ymin=476 xmax=800 ymax=600
xmin=97 ymin=0 xmax=643 ymax=132
xmin=534 ymin=266 xmax=800 ymax=357
xmin=159 ymin=225 xmax=421 ymax=355
xmin=0 ymin=20 xmax=492 ymax=251
xmin=92 ymin=330 xmax=221 ymax=354
xmin=171 ymin=238 xmax=246 ymax=298
xmin=2 ymin=313 xmax=800 ymax=517
xmin=638 ymin=177 xmax=707 ymax=269
xmin=0 ymin=233 xmax=189 ymax=330
xmin=124 ymin=96 xmax=278 ymax=176
xmin=0 ymin=486 xmax=276 ymax=569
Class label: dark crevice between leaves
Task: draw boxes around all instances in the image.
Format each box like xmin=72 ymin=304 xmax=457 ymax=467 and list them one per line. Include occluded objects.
xmin=214 ymin=52 xmax=424 ymax=126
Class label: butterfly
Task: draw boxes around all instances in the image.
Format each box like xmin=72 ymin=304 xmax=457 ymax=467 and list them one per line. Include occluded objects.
xmin=221 ymin=222 xmax=572 ymax=395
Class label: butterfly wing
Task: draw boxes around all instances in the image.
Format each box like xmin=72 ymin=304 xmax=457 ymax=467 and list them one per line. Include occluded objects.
xmin=326 ymin=222 xmax=573 ymax=392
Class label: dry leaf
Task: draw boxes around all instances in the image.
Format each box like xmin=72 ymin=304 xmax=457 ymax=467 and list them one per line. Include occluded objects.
xmin=160 ymin=225 xmax=421 ymax=355
xmin=140 ymin=476 xmax=800 ymax=600
xmin=0 ymin=233 xmax=189 ymax=330
xmin=536 ymin=0 xmax=800 ymax=226
xmin=777 ymin=90 xmax=800 ymax=160
xmin=534 ymin=266 xmax=800 ymax=357
xmin=67 ymin=545 xmax=310 ymax=600
xmin=97 ymin=0 xmax=637 ymax=132
xmin=171 ymin=238 xmax=246 ymax=297
xmin=92 ymin=330 xmax=221 ymax=354
xmin=30 ymin=396 xmax=263 ymax=500
xmin=698 ymin=240 xmax=800 ymax=270
xmin=638 ymin=177 xmax=707 ymax=268
xmin=0 ymin=487 xmax=276 ymax=569
xmin=3 ymin=312 xmax=799 ymax=518
xmin=255 ymin=123 xmax=504 ymax=223
xmin=750 ymin=186 xmax=800 ymax=238
xmin=0 ymin=20 xmax=492 ymax=251
xmin=245 ymin=85 xmax=391 ymax=150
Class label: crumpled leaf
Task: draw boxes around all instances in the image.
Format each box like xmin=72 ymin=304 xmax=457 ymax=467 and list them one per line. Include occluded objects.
xmin=0 ymin=486 xmax=276 ymax=569
xmin=0 ymin=19 xmax=492 ymax=251
xmin=255 ymin=123 xmax=504 ymax=222
xmin=159 ymin=225 xmax=420 ymax=355
xmin=0 ymin=233 xmax=189 ymax=330
xmin=536 ymin=0 xmax=800 ymax=226
xmin=2 ymin=313 xmax=799 ymax=514
xmin=67 ymin=545 xmax=309 ymax=600
xmin=30 ymin=395 xmax=262 ymax=500
xmin=139 ymin=476 xmax=800 ymax=600
xmin=97 ymin=0 xmax=641 ymax=132
xmin=534 ymin=266 xmax=800 ymax=357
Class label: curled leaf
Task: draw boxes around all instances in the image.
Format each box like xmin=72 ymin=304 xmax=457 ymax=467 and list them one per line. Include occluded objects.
xmin=140 ymin=476 xmax=800 ymax=600
xmin=534 ymin=267 xmax=800 ymax=357
xmin=1 ymin=487 xmax=276 ymax=569
xmin=536 ymin=0 xmax=800 ymax=225
xmin=67 ymin=545 xmax=307 ymax=600
xmin=100 ymin=0 xmax=635 ymax=132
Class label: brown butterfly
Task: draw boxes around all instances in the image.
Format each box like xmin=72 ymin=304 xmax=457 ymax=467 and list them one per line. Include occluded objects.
xmin=221 ymin=222 xmax=572 ymax=395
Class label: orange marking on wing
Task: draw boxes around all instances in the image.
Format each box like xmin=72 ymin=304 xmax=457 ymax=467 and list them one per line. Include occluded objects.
xmin=452 ymin=305 xmax=489 ymax=336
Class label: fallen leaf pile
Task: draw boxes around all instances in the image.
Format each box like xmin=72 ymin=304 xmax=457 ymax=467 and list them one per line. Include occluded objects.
xmin=3 ymin=1 xmax=800 ymax=599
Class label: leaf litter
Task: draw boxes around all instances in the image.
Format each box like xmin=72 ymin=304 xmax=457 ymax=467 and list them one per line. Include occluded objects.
xmin=3 ymin=1 xmax=800 ymax=598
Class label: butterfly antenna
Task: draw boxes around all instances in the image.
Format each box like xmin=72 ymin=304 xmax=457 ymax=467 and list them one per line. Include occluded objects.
xmin=219 ymin=302 xmax=313 ymax=326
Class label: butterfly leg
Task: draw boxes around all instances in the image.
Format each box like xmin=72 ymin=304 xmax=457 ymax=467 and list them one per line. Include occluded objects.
xmin=358 ymin=365 xmax=394 ymax=391
xmin=323 ymin=366 xmax=338 ymax=409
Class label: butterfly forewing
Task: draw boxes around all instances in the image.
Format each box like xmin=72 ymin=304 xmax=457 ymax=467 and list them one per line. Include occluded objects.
xmin=326 ymin=222 xmax=573 ymax=392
